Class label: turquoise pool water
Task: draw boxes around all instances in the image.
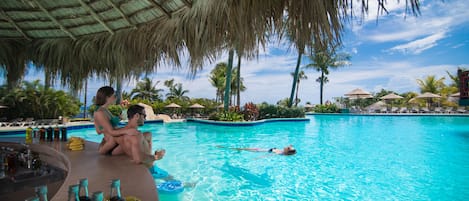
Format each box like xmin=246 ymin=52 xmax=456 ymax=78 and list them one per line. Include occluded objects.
xmin=67 ymin=115 xmax=469 ymax=200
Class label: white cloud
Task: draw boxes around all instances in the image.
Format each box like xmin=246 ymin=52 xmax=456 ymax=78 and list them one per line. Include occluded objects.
xmin=388 ymin=31 xmax=446 ymax=54
xmin=352 ymin=0 xmax=469 ymax=44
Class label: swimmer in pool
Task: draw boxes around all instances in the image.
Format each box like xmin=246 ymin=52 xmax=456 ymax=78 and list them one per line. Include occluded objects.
xmin=216 ymin=145 xmax=297 ymax=155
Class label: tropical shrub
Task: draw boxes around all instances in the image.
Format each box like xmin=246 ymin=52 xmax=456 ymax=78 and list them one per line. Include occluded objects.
xmin=242 ymin=102 xmax=259 ymax=121
xmin=312 ymin=104 xmax=340 ymax=113
xmin=0 ymin=80 xmax=80 ymax=119
xmin=208 ymin=111 xmax=244 ymax=121
xmin=258 ymin=103 xmax=305 ymax=119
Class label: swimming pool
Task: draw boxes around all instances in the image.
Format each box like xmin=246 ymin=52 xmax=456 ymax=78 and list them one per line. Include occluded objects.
xmin=67 ymin=115 xmax=469 ymax=200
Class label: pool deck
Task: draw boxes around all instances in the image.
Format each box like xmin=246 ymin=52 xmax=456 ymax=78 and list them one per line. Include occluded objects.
xmin=0 ymin=139 xmax=159 ymax=201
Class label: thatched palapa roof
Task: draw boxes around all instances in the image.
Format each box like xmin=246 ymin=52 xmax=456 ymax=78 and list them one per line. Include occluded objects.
xmin=0 ymin=0 xmax=420 ymax=89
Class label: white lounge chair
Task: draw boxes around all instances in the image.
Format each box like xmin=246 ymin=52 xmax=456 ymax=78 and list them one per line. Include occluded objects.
xmin=420 ymin=107 xmax=430 ymax=113
xmin=433 ymin=107 xmax=442 ymax=113
xmin=457 ymin=107 xmax=467 ymax=113
xmin=391 ymin=107 xmax=399 ymax=113
xmin=399 ymin=107 xmax=408 ymax=113
xmin=18 ymin=117 xmax=35 ymax=127
xmin=379 ymin=107 xmax=388 ymax=113
xmin=444 ymin=107 xmax=455 ymax=113
xmin=7 ymin=118 xmax=23 ymax=127
xmin=411 ymin=107 xmax=420 ymax=113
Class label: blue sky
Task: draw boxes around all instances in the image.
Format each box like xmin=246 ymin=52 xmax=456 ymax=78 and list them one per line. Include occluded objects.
xmin=2 ymin=0 xmax=468 ymax=105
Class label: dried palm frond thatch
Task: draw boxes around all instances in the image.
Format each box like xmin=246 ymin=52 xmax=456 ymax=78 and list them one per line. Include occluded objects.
xmin=0 ymin=0 xmax=420 ymax=89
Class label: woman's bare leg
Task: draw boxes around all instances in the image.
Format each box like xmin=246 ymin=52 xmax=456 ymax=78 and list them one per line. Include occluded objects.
xmin=98 ymin=136 xmax=119 ymax=155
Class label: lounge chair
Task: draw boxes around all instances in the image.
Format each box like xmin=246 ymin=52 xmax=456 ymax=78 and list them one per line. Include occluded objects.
xmin=19 ymin=117 xmax=35 ymax=127
xmin=444 ymin=107 xmax=455 ymax=113
xmin=398 ymin=107 xmax=408 ymax=113
xmin=420 ymin=107 xmax=430 ymax=113
xmin=379 ymin=107 xmax=388 ymax=113
xmin=411 ymin=107 xmax=420 ymax=113
xmin=390 ymin=107 xmax=399 ymax=113
xmin=0 ymin=117 xmax=8 ymax=127
xmin=457 ymin=107 xmax=467 ymax=113
xmin=7 ymin=118 xmax=23 ymax=127
xmin=433 ymin=107 xmax=442 ymax=113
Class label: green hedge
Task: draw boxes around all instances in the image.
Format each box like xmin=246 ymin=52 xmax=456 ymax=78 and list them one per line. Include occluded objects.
xmin=258 ymin=104 xmax=305 ymax=119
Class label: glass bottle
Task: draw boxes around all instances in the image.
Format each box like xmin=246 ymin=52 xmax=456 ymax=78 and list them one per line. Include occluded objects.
xmin=109 ymin=179 xmax=125 ymax=201
xmin=68 ymin=184 xmax=80 ymax=201
xmin=26 ymin=126 xmax=33 ymax=144
xmin=39 ymin=125 xmax=46 ymax=142
xmin=79 ymin=178 xmax=91 ymax=201
xmin=46 ymin=126 xmax=53 ymax=141
xmin=61 ymin=126 xmax=68 ymax=142
xmin=54 ymin=125 xmax=60 ymax=141
xmin=91 ymin=191 xmax=104 ymax=201
xmin=33 ymin=126 xmax=40 ymax=144
xmin=35 ymin=185 xmax=48 ymax=201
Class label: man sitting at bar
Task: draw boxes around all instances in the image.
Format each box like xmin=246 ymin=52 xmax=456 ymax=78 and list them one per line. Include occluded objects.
xmin=116 ymin=105 xmax=165 ymax=165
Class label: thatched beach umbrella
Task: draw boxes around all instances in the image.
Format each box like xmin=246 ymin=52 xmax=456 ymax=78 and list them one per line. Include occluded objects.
xmin=165 ymin=103 xmax=181 ymax=108
xmin=345 ymin=88 xmax=373 ymax=100
xmin=416 ymin=92 xmax=442 ymax=109
xmin=366 ymin=101 xmax=386 ymax=111
xmin=380 ymin=93 xmax=403 ymax=108
xmin=0 ymin=1 xmax=420 ymax=89
xmin=189 ymin=103 xmax=205 ymax=109
xmin=380 ymin=93 xmax=403 ymax=100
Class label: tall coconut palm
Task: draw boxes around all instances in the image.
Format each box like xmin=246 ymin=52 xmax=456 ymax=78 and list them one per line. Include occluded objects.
xmin=209 ymin=63 xmax=227 ymax=103
xmin=305 ymin=44 xmax=350 ymax=104
xmin=230 ymin=68 xmax=246 ymax=105
xmin=224 ymin=49 xmax=235 ymax=111
xmin=416 ymin=75 xmax=446 ymax=94
xmin=130 ymin=77 xmax=163 ymax=101
xmin=290 ymin=70 xmax=308 ymax=106
xmin=446 ymin=67 xmax=467 ymax=88
xmin=235 ymin=53 xmax=242 ymax=108
xmin=166 ymin=83 xmax=190 ymax=101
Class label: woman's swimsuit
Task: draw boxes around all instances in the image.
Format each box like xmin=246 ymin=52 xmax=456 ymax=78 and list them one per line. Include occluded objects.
xmin=96 ymin=106 xmax=121 ymax=155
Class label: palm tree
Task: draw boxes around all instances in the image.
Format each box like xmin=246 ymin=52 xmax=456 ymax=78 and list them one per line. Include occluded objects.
xmin=223 ymin=49 xmax=235 ymax=111
xmin=230 ymin=68 xmax=246 ymax=105
xmin=166 ymin=83 xmax=190 ymax=101
xmin=305 ymin=44 xmax=350 ymax=105
xmin=290 ymin=70 xmax=308 ymax=106
xmin=416 ymin=75 xmax=446 ymax=93
xmin=130 ymin=77 xmax=163 ymax=101
xmin=447 ymin=67 xmax=467 ymax=88
xmin=209 ymin=63 xmax=227 ymax=103
xmin=164 ymin=79 xmax=175 ymax=90
xmin=121 ymin=91 xmax=132 ymax=100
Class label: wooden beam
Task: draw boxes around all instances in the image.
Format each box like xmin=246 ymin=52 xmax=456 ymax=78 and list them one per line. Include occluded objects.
xmin=147 ymin=0 xmax=171 ymax=18
xmin=0 ymin=8 xmax=31 ymax=40
xmin=182 ymin=0 xmax=192 ymax=8
xmin=77 ymin=0 xmax=114 ymax=35
xmin=105 ymin=0 xmax=137 ymax=29
xmin=31 ymin=0 xmax=76 ymax=40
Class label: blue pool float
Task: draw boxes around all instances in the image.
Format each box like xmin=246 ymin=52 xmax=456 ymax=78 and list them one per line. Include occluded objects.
xmin=149 ymin=166 xmax=169 ymax=179
xmin=157 ymin=180 xmax=184 ymax=194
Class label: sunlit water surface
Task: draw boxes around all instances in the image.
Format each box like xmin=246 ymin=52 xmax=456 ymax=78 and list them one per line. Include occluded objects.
xmin=66 ymin=115 xmax=469 ymax=201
